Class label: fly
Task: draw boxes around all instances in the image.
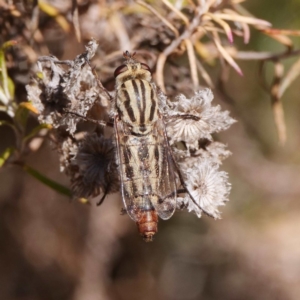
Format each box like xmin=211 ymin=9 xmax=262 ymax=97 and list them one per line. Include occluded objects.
xmin=113 ymin=51 xmax=177 ymax=242
xmin=65 ymin=51 xmax=209 ymax=241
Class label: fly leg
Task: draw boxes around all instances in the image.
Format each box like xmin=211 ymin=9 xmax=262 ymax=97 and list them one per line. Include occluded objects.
xmin=64 ymin=110 xmax=114 ymax=127
xmin=87 ymin=61 xmax=114 ymax=103
xmin=166 ymin=114 xmax=201 ymax=122
xmin=120 ymin=208 xmax=127 ymax=215
xmin=96 ymin=183 xmax=111 ymax=206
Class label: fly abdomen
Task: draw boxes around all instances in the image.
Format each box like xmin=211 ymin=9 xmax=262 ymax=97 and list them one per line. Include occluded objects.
xmin=136 ymin=208 xmax=158 ymax=242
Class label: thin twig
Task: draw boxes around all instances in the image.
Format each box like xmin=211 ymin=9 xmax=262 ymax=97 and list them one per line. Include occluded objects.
xmin=205 ymin=12 xmax=233 ymax=43
xmin=241 ymin=21 xmax=250 ymax=44
xmin=196 ymin=59 xmax=214 ymax=88
xmin=212 ymin=31 xmax=243 ymax=76
xmin=136 ymin=0 xmax=179 ymax=38
xmin=185 ymin=39 xmax=199 ymax=89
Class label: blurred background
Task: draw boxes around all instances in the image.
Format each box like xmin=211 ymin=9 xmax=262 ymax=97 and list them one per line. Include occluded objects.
xmin=1 ymin=0 xmax=300 ymax=299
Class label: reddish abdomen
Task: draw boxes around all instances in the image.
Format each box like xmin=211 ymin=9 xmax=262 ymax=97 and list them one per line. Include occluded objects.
xmin=136 ymin=209 xmax=158 ymax=242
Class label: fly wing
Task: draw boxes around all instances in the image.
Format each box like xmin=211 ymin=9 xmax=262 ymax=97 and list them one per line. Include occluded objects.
xmin=114 ymin=117 xmax=152 ymax=222
xmin=149 ymin=118 xmax=177 ymax=220
xmin=114 ymin=116 xmax=177 ymax=221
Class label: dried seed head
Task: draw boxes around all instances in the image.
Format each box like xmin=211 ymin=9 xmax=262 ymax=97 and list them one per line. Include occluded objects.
xmin=163 ymin=88 xmax=235 ymax=218
xmin=166 ymin=89 xmax=236 ymax=150
xmin=58 ymin=135 xmax=79 ymax=174
xmin=26 ymin=60 xmax=69 ymax=126
xmin=178 ymin=161 xmax=231 ymax=219
xmin=71 ymin=133 xmax=119 ymax=198
xmin=27 ymin=39 xmax=110 ymax=135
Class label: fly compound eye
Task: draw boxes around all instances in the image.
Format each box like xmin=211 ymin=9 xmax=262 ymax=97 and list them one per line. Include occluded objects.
xmin=141 ymin=63 xmax=152 ymax=73
xmin=114 ymin=64 xmax=128 ymax=78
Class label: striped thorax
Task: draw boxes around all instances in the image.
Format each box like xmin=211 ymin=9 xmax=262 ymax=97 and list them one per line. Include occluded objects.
xmin=115 ymin=54 xmax=158 ymax=136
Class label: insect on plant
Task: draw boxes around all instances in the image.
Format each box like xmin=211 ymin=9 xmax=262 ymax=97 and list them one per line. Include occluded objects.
xmin=26 ymin=40 xmax=234 ymax=242
xmin=80 ymin=51 xmax=211 ymax=241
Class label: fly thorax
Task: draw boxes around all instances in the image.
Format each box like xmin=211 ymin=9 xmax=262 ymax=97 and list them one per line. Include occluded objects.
xmin=116 ymin=79 xmax=159 ymax=129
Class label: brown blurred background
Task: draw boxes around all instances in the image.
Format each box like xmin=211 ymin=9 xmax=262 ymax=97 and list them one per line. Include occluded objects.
xmin=1 ymin=1 xmax=300 ymax=299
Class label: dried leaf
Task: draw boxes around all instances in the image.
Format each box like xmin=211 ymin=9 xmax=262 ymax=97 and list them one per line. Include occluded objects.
xmin=205 ymin=13 xmax=233 ymax=43
xmin=185 ymin=39 xmax=199 ymax=89
xmin=265 ymin=32 xmax=293 ymax=48
xmin=122 ymin=3 xmax=149 ymax=14
xmin=0 ymin=48 xmax=10 ymax=101
xmin=29 ymin=2 xmax=39 ymax=36
xmin=0 ymin=88 xmax=8 ymax=106
xmin=262 ymin=28 xmax=300 ymax=36
xmin=272 ymin=100 xmax=286 ymax=145
xmin=214 ymin=12 xmax=271 ymax=27
xmin=156 ymin=53 xmax=167 ymax=92
xmin=213 ymin=34 xmax=243 ymax=76
xmin=162 ymin=0 xmax=189 ymax=26
xmin=137 ymin=0 xmax=179 ymax=37
xmin=234 ymin=51 xmax=274 ymax=60
xmin=19 ymin=102 xmax=39 ymax=114
xmin=196 ymin=60 xmax=214 ymax=88
xmin=241 ymin=21 xmax=250 ymax=44
xmin=234 ymin=49 xmax=300 ymax=61
xmin=1 ymin=40 xmax=18 ymax=50
xmin=38 ymin=1 xmax=70 ymax=32
xmin=71 ymin=0 xmax=81 ymax=43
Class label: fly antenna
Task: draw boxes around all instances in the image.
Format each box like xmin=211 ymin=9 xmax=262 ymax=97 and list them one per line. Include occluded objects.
xmin=123 ymin=51 xmax=136 ymax=62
